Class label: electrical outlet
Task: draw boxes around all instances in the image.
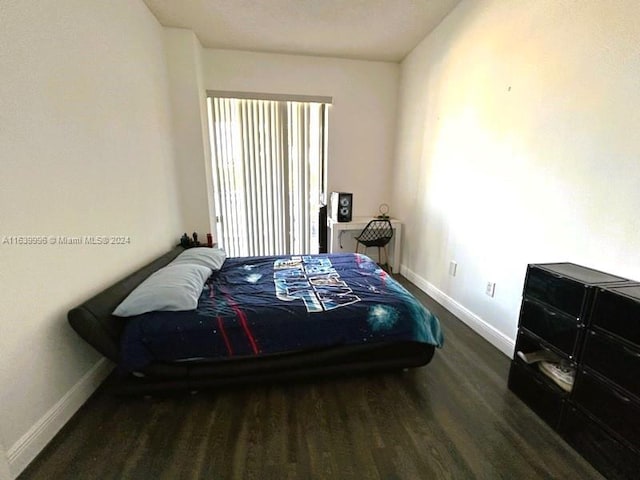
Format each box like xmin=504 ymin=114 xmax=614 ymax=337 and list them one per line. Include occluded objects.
xmin=449 ymin=261 xmax=458 ymax=277
xmin=486 ymin=281 xmax=496 ymax=297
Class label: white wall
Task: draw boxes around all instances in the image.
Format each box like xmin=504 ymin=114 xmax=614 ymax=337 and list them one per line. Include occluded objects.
xmin=0 ymin=0 xmax=181 ymax=476
xmin=202 ymin=49 xmax=400 ymax=218
xmin=394 ymin=0 xmax=640 ymax=355
xmin=164 ymin=28 xmax=214 ymax=238
xmin=0 ymin=442 xmax=9 ymax=480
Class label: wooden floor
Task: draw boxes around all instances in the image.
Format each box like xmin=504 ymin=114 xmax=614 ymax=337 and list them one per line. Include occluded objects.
xmin=19 ymin=277 xmax=603 ymax=480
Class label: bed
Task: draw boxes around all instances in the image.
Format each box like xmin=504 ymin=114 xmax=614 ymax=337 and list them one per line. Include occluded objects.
xmin=68 ymin=247 xmax=443 ymax=394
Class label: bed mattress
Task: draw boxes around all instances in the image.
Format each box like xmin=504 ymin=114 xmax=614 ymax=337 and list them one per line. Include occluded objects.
xmin=120 ymin=253 xmax=443 ymax=372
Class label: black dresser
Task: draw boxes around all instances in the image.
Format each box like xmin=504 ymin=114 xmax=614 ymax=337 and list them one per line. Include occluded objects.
xmin=508 ymin=263 xmax=640 ymax=479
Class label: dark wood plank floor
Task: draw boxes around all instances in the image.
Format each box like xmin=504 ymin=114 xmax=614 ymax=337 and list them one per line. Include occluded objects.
xmin=19 ymin=277 xmax=603 ymax=480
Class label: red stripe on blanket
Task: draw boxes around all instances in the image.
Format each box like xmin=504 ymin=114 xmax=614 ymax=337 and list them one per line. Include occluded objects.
xmin=225 ymin=295 xmax=259 ymax=355
xmin=217 ymin=316 xmax=233 ymax=356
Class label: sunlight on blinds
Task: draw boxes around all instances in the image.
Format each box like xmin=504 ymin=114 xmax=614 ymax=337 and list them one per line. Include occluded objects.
xmin=207 ymin=97 xmax=326 ymax=257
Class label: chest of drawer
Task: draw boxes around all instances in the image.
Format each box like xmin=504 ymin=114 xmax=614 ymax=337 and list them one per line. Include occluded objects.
xmin=524 ymin=264 xmax=625 ymax=319
xmin=561 ymin=405 xmax=640 ymax=480
xmin=524 ymin=267 xmax=588 ymax=318
xmin=591 ymin=285 xmax=640 ymax=348
xmin=519 ymin=298 xmax=582 ymax=358
xmin=572 ymin=369 xmax=640 ymax=451
xmin=582 ymin=329 xmax=640 ymax=399
xmin=508 ymin=360 xmax=566 ymax=429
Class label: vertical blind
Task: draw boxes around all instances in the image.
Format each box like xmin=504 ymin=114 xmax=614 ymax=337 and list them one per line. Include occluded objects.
xmin=207 ymin=96 xmax=326 ymax=257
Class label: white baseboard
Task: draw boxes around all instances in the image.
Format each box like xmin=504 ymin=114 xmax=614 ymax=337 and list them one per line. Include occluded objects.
xmin=7 ymin=357 xmax=113 ymax=478
xmin=401 ymin=265 xmax=515 ymax=358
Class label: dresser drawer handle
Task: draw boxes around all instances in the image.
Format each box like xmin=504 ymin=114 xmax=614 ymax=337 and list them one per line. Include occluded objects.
xmin=539 ymin=344 xmax=553 ymax=355
xmin=524 ymin=299 xmax=555 ymax=316
xmin=622 ymin=346 xmax=640 ymax=358
xmin=612 ymin=389 xmax=632 ymax=403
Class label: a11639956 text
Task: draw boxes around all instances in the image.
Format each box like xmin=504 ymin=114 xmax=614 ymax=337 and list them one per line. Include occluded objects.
xmin=0 ymin=235 xmax=131 ymax=246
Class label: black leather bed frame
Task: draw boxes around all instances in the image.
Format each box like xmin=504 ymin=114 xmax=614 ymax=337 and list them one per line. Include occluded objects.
xmin=68 ymin=247 xmax=436 ymax=394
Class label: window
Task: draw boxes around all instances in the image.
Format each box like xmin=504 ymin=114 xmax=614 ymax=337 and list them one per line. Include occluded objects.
xmin=206 ymin=93 xmax=330 ymax=257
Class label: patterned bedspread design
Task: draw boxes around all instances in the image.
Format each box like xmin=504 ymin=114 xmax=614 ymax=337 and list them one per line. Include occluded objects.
xmin=120 ymin=253 xmax=443 ymax=371
xmin=274 ymin=255 xmax=361 ymax=312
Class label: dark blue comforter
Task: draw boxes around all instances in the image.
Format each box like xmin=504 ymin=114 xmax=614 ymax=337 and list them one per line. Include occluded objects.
xmin=120 ymin=253 xmax=443 ymax=372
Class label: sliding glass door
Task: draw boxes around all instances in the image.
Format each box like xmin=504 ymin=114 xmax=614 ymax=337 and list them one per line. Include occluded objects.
xmin=207 ymin=96 xmax=328 ymax=257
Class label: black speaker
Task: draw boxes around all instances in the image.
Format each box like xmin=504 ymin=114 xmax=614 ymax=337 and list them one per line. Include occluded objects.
xmin=318 ymin=205 xmax=328 ymax=253
xmin=330 ymin=192 xmax=353 ymax=222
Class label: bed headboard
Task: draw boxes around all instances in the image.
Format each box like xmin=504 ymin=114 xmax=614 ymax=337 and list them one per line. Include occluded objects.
xmin=67 ymin=247 xmax=184 ymax=363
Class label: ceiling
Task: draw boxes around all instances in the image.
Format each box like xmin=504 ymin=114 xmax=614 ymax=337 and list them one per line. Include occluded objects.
xmin=143 ymin=0 xmax=462 ymax=62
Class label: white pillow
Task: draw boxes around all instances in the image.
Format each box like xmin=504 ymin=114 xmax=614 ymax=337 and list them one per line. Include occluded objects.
xmin=112 ymin=263 xmax=212 ymax=317
xmin=170 ymin=247 xmax=227 ymax=270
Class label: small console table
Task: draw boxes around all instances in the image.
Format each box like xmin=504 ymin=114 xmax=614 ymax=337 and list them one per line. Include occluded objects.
xmin=327 ymin=216 xmax=402 ymax=273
